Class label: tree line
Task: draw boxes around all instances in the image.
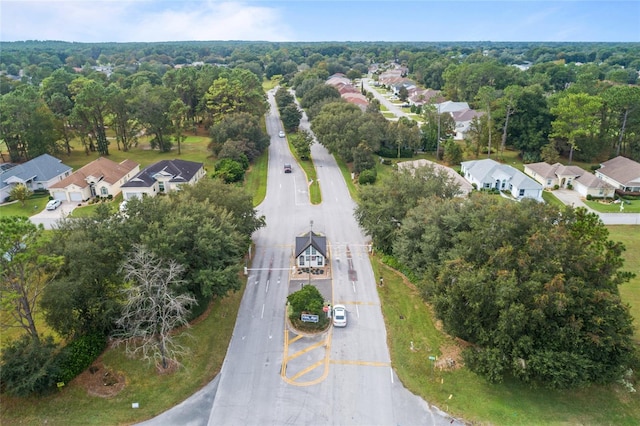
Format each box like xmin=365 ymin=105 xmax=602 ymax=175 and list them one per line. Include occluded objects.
xmin=354 ymin=164 xmax=636 ymax=389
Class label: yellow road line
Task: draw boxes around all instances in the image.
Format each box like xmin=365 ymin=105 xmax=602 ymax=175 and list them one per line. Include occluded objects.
xmin=286 ymin=339 xmax=326 ymax=361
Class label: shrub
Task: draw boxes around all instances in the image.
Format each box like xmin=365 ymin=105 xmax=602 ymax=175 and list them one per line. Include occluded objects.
xmin=567 ymin=183 xmax=573 ymax=190
xmin=554 ymin=184 xmax=560 ymax=190
xmin=358 ymin=169 xmax=377 ymax=185
xmin=586 ymin=194 xmax=593 ymax=201
xmin=286 ymin=285 xmax=329 ymax=331
xmin=0 ymin=335 xmax=61 ymax=397
xmin=56 ymin=333 xmax=107 ymax=384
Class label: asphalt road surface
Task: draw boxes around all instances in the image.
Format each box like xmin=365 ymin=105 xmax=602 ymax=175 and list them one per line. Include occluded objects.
xmin=204 ymin=90 xmax=461 ymax=425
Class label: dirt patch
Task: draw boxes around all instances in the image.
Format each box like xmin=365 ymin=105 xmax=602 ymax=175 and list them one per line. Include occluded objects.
xmin=72 ymin=358 xmax=126 ymax=398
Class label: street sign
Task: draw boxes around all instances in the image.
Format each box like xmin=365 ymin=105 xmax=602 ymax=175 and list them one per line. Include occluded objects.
xmin=301 ymin=313 xmax=319 ymax=323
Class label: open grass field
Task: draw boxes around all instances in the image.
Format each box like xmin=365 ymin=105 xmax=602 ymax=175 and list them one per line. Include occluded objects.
xmin=608 ymin=226 xmax=640 ymax=344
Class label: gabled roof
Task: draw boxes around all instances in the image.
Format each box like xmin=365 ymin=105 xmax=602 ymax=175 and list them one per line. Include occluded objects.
xmin=50 ymin=157 xmax=139 ymax=189
xmin=436 ymin=101 xmax=470 ymax=114
xmin=462 ymin=159 xmax=542 ymax=190
xmin=598 ymin=156 xmax=640 ymax=186
xmin=1 ymin=154 xmax=72 ymax=188
xmin=451 ymin=108 xmax=483 ymax=123
xmin=526 ymin=162 xmax=584 ymax=179
xmin=121 ymin=159 xmax=203 ymax=189
xmin=575 ymin=172 xmax=613 ymax=190
xmin=295 ymin=231 xmax=327 ymax=258
xmin=397 ymin=159 xmax=473 ymax=194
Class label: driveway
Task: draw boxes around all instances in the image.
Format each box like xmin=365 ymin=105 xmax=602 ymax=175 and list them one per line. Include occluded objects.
xmin=29 ymin=200 xmax=78 ymax=229
xmin=552 ymin=189 xmax=640 ymax=225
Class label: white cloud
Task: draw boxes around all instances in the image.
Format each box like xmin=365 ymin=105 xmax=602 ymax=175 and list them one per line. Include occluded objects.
xmin=1 ymin=1 xmax=294 ymax=42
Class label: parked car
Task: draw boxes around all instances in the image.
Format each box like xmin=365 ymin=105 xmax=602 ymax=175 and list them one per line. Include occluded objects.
xmin=279 ymin=130 xmax=285 ymax=138
xmin=46 ymin=199 xmax=61 ymax=210
xmin=284 ymin=163 xmax=292 ymax=173
xmin=333 ymin=304 xmax=347 ymax=327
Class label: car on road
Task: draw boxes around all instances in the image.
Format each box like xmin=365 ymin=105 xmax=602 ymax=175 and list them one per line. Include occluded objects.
xmin=284 ymin=163 xmax=292 ymax=173
xmin=46 ymin=199 xmax=61 ymax=210
xmin=333 ymin=304 xmax=347 ymax=327
xmin=278 ymin=130 xmax=285 ymax=138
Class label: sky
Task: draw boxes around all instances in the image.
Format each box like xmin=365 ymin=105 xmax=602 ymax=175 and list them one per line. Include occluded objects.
xmin=1 ymin=1 xmax=639 ymax=43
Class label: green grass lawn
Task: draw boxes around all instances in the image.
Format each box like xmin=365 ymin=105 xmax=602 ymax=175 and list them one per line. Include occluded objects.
xmin=0 ymin=287 xmax=243 ymax=425
xmin=584 ymin=198 xmax=640 ymax=213
xmin=244 ymin=149 xmax=268 ymax=207
xmin=608 ymin=226 xmax=640 ymax=344
xmin=0 ymin=192 xmax=51 ymax=217
xmin=287 ymin=133 xmax=321 ymax=204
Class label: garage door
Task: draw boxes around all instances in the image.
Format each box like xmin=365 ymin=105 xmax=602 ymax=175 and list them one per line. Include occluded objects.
xmin=124 ymin=192 xmax=143 ymax=200
xmin=69 ymin=192 xmax=83 ymax=202
xmin=52 ymin=191 xmax=67 ymax=201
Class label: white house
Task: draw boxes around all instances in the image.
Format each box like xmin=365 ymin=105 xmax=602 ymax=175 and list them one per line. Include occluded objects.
xmin=295 ymin=231 xmax=327 ymax=269
xmin=1 ymin=154 xmax=72 ymax=202
xmin=120 ymin=159 xmax=206 ymax=200
xmin=49 ymin=157 xmax=140 ymax=202
xmin=461 ymin=158 xmax=543 ymax=201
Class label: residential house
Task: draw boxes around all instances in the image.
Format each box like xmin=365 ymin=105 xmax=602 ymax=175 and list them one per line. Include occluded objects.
xmin=49 ymin=157 xmax=140 ymax=202
xmin=461 ymin=158 xmax=543 ymax=201
xmin=1 ymin=154 xmax=72 ymax=202
xmin=397 ymin=159 xmax=473 ymax=196
xmin=524 ymin=162 xmax=585 ymax=188
xmin=408 ymin=89 xmax=443 ymax=107
xmin=524 ymin=161 xmax=614 ymax=198
xmin=295 ymin=231 xmax=327 ymax=269
xmin=594 ymin=156 xmax=640 ymax=194
xmin=326 ymin=73 xmax=369 ymax=111
xmin=451 ymin=109 xmax=484 ymax=140
xmin=120 ymin=159 xmax=205 ymax=200
xmin=434 ymin=101 xmax=483 ymax=140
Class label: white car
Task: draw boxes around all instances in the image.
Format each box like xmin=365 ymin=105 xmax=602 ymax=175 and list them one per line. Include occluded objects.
xmin=278 ymin=130 xmax=285 ymax=138
xmin=46 ymin=199 xmax=62 ymax=210
xmin=333 ymin=304 xmax=347 ymax=327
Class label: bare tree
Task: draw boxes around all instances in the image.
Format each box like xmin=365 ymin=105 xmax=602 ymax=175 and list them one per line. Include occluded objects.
xmin=114 ymin=245 xmax=196 ymax=369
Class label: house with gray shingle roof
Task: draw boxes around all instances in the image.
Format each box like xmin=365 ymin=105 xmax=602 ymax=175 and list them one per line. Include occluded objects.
xmin=1 ymin=154 xmax=72 ymax=203
xmin=295 ymin=231 xmax=327 ymax=268
xmin=121 ymin=159 xmax=205 ymax=200
xmin=461 ymin=158 xmax=543 ymax=201
xmin=595 ymin=156 xmax=640 ymax=193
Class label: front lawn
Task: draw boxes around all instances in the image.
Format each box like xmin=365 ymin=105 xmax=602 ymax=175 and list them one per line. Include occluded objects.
xmin=584 ymin=198 xmax=640 ymax=213
xmin=0 ymin=191 xmax=51 ymax=217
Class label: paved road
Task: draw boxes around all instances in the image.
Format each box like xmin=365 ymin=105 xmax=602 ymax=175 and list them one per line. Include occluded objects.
xmin=361 ymin=77 xmax=410 ymax=121
xmin=138 ymin=89 xmax=463 ymax=425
